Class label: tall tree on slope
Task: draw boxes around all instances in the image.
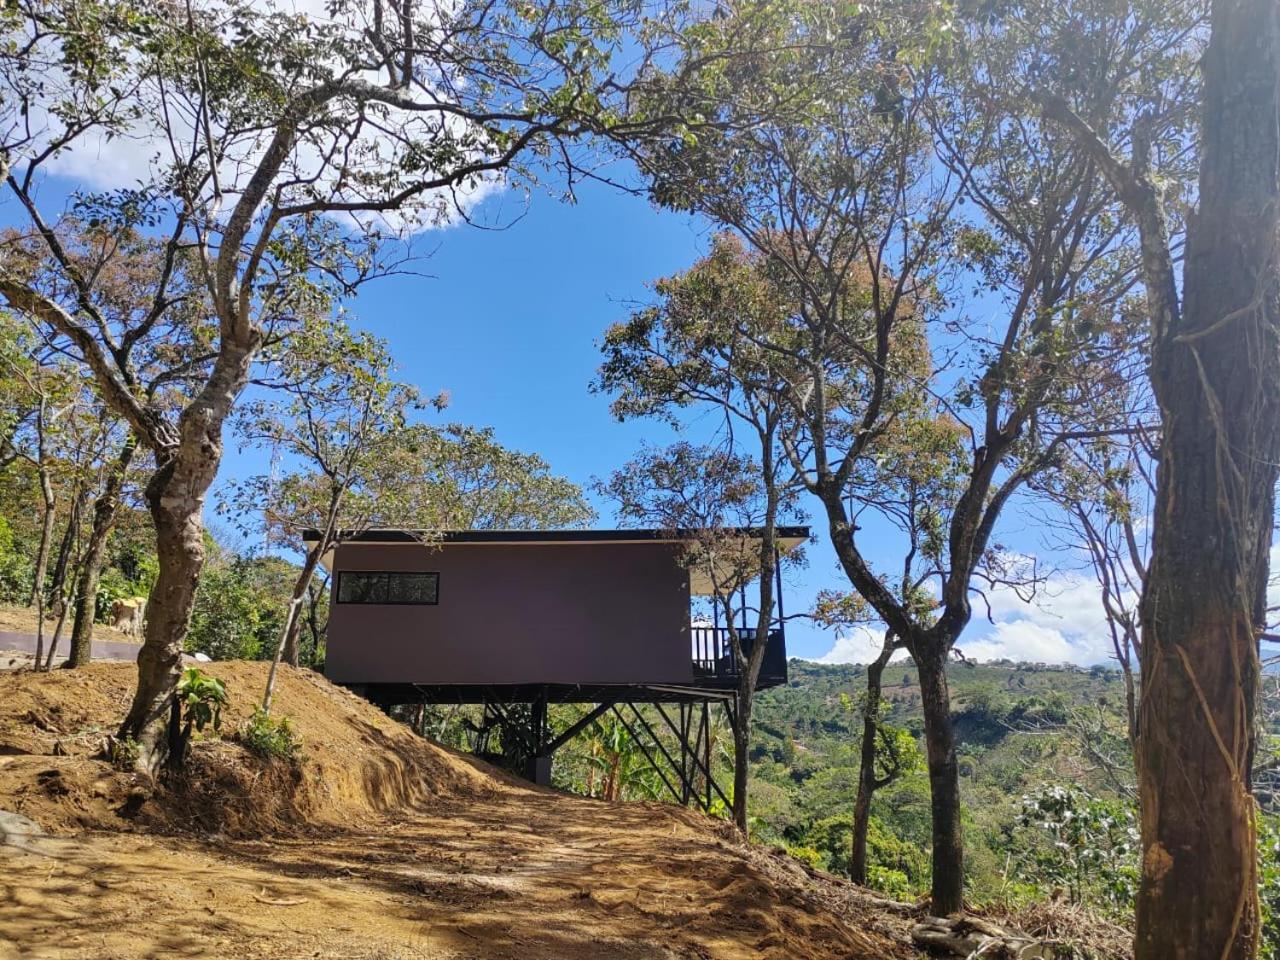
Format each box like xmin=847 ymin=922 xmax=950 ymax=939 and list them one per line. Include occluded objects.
xmin=0 ymin=0 xmax=655 ymax=770
xmin=597 ymin=242 xmax=804 ymax=833
xmin=1045 ymin=0 xmax=1279 ymax=954
xmin=626 ymin=0 xmax=1202 ymax=913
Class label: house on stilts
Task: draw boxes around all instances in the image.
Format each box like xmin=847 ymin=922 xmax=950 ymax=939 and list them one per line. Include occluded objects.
xmin=307 ymin=526 xmax=807 ymax=810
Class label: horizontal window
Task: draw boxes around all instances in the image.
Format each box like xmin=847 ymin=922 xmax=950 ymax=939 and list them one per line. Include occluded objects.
xmin=336 ymin=571 xmax=439 ymax=605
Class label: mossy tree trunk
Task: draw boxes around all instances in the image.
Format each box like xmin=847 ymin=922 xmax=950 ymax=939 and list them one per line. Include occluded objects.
xmin=1132 ymin=1 xmax=1279 ymax=955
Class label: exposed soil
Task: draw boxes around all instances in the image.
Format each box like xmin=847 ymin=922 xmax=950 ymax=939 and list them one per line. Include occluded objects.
xmin=0 ymin=663 xmax=920 ymax=960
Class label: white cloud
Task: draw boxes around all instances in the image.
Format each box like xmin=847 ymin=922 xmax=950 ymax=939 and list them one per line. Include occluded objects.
xmin=960 ymin=567 xmax=1122 ymax=666
xmin=809 ymin=537 xmax=1280 ymax=669
xmin=813 ymin=625 xmax=910 ymax=666
xmin=984 ymin=573 xmax=1111 ymax=639
xmin=959 ymin=620 xmax=1084 ymax=664
xmin=809 ymin=563 xmax=1126 ymax=668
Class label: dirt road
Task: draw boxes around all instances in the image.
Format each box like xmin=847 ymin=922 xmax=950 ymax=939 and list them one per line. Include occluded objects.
xmin=0 ymin=662 xmax=914 ymax=960
xmin=0 ymin=792 xmax=909 ymax=960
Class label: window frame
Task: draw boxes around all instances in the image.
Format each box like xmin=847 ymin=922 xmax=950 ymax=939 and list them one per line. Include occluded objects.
xmin=334 ymin=570 xmax=441 ymax=606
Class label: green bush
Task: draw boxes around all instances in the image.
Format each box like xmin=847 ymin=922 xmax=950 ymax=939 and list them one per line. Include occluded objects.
xmin=866 ymin=815 xmax=929 ymax=891
xmin=866 ymin=865 xmax=913 ymax=900
xmin=239 ymin=708 xmax=302 ymax=763
xmin=1261 ymin=814 xmax=1280 ymax=960
xmin=784 ymin=843 xmax=824 ymax=869
xmin=1009 ymin=784 xmax=1138 ymax=912
xmin=0 ymin=515 xmax=33 ymax=605
xmin=805 ymin=814 xmax=853 ymax=875
xmin=176 ymin=668 xmax=228 ymax=735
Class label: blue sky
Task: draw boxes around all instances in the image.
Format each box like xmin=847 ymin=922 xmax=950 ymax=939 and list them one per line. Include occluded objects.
xmin=232 ymin=175 xmax=862 ymax=661
xmin=241 ymin=173 xmax=1116 ymax=666
xmin=12 ymin=152 xmax=1124 ymax=666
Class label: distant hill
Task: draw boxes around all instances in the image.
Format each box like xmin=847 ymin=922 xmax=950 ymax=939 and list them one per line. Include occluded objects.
xmin=746 ymin=659 xmax=1138 ymax=900
xmin=746 ymin=658 xmax=1278 ymax=898
xmin=762 ymin=657 xmax=1132 ymax=746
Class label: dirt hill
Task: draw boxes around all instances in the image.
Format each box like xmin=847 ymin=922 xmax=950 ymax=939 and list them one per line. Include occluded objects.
xmin=0 ymin=662 xmax=922 ymax=960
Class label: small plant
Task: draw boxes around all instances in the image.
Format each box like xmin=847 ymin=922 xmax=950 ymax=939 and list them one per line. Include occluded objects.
xmin=176 ymin=668 xmax=228 ymax=735
xmin=109 ymin=735 xmax=140 ymax=770
xmin=239 ymin=708 xmax=302 ymax=763
xmin=170 ymin=668 xmax=229 ymax=767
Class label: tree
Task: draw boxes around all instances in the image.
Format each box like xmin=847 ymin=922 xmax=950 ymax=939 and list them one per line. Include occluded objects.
xmin=599 ymin=442 xmax=799 ymax=831
xmin=386 ymin=424 xmax=595 ymax=532
xmin=0 ymin=322 xmax=120 ymax=668
xmin=0 ymin=334 xmax=65 ymax=663
xmin=1043 ymin=0 xmax=1278 ymax=954
xmin=598 ymin=238 xmax=806 ymax=832
xmin=624 ymin=0 xmax=1197 ymax=913
xmin=2 ymin=227 xmax=198 ymax=669
xmin=228 ymin=351 xmax=595 ymax=684
xmin=812 ymin=598 xmax=914 ymax=885
xmin=0 ymin=0 xmax=653 ymax=770
xmin=1033 ymin=408 xmax=1155 ymax=748
xmin=67 ymin=430 xmax=137 ymax=668
xmin=227 ymin=321 xmax=419 ymax=705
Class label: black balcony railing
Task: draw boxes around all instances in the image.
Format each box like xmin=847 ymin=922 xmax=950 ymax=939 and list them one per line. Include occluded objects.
xmin=691 ymin=625 xmax=787 ymax=686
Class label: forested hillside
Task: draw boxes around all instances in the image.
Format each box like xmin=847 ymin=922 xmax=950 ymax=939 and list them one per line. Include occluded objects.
xmin=751 ymin=661 xmax=1280 ymax=935
xmin=751 ymin=662 xmax=1146 ymax=894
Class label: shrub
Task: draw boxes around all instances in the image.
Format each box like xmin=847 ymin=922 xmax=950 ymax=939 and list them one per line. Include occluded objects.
xmin=785 ymin=843 xmax=824 ymax=869
xmin=866 ymin=865 xmax=913 ymax=900
xmin=0 ymin=515 xmax=37 ymax=605
xmin=866 ymin=816 xmax=929 ymax=891
xmin=1010 ymin=784 xmax=1138 ymax=912
xmin=176 ymin=668 xmax=227 ymax=735
xmin=239 ymin=708 xmax=302 ymax=763
xmin=1261 ymin=814 xmax=1280 ymax=960
xmin=172 ymin=668 xmax=229 ymax=764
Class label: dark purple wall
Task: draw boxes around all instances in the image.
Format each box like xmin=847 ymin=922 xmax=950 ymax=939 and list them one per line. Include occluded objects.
xmin=324 ymin=540 xmax=693 ymax=686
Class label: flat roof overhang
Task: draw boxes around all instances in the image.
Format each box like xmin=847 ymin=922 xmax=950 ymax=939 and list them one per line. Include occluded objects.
xmin=303 ymin=526 xmax=810 ymax=596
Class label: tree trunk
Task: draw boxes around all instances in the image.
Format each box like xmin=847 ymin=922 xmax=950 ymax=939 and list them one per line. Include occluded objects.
xmin=46 ymin=486 xmax=83 ymax=620
xmin=914 ymin=645 xmax=964 ymax=916
xmin=30 ymin=470 xmax=55 ymax=669
xmin=118 ymin=344 xmax=255 ymax=773
xmin=40 ymin=489 xmax=86 ymax=670
xmin=262 ymin=546 xmax=322 ymax=713
xmin=117 ymin=471 xmax=207 ymax=768
xmin=28 ymin=473 xmax=54 ymax=608
xmin=69 ymin=437 xmax=136 ymax=668
xmin=281 ymin=608 xmax=303 ymax=667
xmin=303 ymin=577 xmax=327 ymax=663
xmin=823 ymin=498 xmax=969 ymax=912
xmin=43 ymin=594 xmax=72 ymax=671
xmin=731 ymin=686 xmax=751 ymax=832
xmin=280 ymin=551 xmax=321 ymax=667
xmin=851 ymin=632 xmax=894 ymax=885
xmin=1133 ymin=1 xmax=1279 ymax=956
